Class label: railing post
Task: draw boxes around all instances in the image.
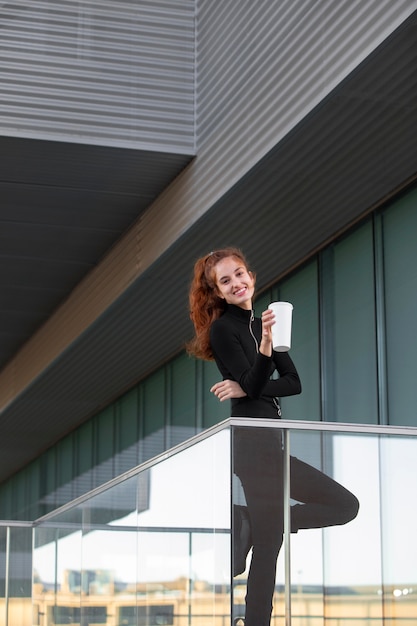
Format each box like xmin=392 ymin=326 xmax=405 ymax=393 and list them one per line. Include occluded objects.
xmin=5 ymin=525 xmax=10 ymax=626
xmin=283 ymin=429 xmax=291 ymax=626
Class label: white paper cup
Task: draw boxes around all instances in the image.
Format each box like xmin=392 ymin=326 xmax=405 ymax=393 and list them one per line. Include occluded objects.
xmin=268 ymin=302 xmax=293 ymax=352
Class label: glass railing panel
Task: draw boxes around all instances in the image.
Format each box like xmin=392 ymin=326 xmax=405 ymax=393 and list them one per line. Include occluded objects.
xmin=231 ymin=422 xmax=417 ymax=626
xmin=379 ymin=436 xmax=417 ymax=626
xmin=33 ymin=525 xmax=83 ymax=626
xmin=287 ymin=429 xmax=382 ymax=626
xmin=32 ymin=420 xmax=417 ymax=626
xmin=79 ymin=475 xmax=139 ymax=626
xmin=33 ymin=426 xmax=232 ymax=626
xmin=7 ymin=525 xmax=33 ymax=626
xmin=0 ymin=526 xmax=7 ymax=626
xmin=0 ymin=524 xmax=33 ymax=626
xmin=133 ymin=428 xmax=231 ymax=626
xmin=291 ymin=429 xmax=417 ymax=626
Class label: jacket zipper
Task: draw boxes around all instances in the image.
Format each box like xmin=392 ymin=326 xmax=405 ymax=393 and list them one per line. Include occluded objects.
xmin=249 ymin=310 xmax=282 ymax=417
xmin=249 ymin=310 xmax=259 ymax=353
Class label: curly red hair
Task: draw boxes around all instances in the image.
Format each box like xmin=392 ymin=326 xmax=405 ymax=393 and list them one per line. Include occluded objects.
xmin=187 ymin=247 xmax=254 ymax=360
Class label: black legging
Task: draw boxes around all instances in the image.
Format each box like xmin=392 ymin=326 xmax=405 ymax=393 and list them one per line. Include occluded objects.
xmin=233 ymin=427 xmax=359 ymax=626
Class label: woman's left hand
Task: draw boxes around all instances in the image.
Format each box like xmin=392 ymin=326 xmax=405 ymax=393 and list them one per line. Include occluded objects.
xmin=259 ymin=308 xmax=275 ymax=356
xmin=210 ymin=379 xmax=247 ymax=401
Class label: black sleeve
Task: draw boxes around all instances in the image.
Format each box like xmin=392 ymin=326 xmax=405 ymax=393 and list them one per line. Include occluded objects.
xmin=210 ymin=321 xmax=301 ymax=399
xmin=263 ymin=351 xmax=301 ymax=397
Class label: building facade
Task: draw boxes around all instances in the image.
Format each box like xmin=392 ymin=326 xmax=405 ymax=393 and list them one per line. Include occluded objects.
xmin=0 ymin=0 xmax=416 ymax=522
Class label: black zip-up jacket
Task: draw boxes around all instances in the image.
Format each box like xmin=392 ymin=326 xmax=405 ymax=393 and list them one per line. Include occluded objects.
xmin=210 ymin=303 xmax=302 ymax=418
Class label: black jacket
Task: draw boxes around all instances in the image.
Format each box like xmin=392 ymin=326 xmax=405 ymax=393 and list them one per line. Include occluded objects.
xmin=210 ymin=304 xmax=301 ymax=418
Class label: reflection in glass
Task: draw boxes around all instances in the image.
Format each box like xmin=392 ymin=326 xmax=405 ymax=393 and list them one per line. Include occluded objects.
xmin=31 ymin=422 xmax=417 ymax=626
xmin=289 ymin=431 xmax=384 ymax=626
xmin=33 ymin=428 xmax=231 ymax=625
xmin=0 ymin=526 xmax=32 ymax=626
xmin=0 ymin=527 xmax=6 ymax=625
xmin=232 ymin=426 xmax=359 ymax=626
xmin=380 ymin=437 xmax=417 ymax=626
xmin=283 ymin=429 xmax=416 ymax=626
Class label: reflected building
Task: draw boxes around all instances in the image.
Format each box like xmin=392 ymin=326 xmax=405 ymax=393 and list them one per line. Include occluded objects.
xmin=31 ymin=569 xmax=417 ymax=626
xmin=29 ymin=423 xmax=417 ymax=625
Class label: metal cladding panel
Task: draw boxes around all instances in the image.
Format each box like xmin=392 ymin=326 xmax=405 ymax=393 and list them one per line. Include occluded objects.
xmin=0 ymin=0 xmax=195 ymax=151
xmin=196 ymin=0 xmax=417 ymax=178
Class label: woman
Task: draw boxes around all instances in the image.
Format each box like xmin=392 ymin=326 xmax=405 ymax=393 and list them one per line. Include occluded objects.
xmin=187 ymin=247 xmax=359 ymax=626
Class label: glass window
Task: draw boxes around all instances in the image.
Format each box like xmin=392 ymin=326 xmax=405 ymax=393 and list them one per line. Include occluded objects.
xmin=25 ymin=460 xmax=41 ymax=520
xmin=170 ymin=352 xmax=197 ymax=447
xmin=115 ymin=388 xmax=140 ymax=475
xmin=96 ymin=407 xmax=115 ymax=464
xmin=33 ymin=427 xmax=231 ymax=626
xmin=382 ymin=189 xmax=417 ymax=426
xmin=56 ymin=437 xmax=74 ymax=492
xmin=254 ymin=289 xmax=273 ymax=317
xmin=74 ymin=420 xmax=94 ymax=498
xmin=379 ymin=436 xmax=417 ymax=620
xmin=40 ymin=448 xmax=58 ymax=513
xmin=142 ymin=369 xmax=166 ymax=461
xmin=279 ymin=261 xmax=320 ymax=421
xmin=10 ymin=473 xmax=27 ymax=521
xmin=0 ymin=483 xmax=12 ymax=520
xmin=265 ymin=427 xmax=389 ymax=625
xmin=94 ymin=406 xmax=115 ymax=488
xmin=0 ymin=527 xmax=6 ymax=602
xmin=321 ymin=221 xmax=378 ymax=423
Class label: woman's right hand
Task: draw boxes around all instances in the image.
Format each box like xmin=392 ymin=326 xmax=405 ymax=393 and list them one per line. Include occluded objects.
xmin=210 ymin=379 xmax=247 ymax=401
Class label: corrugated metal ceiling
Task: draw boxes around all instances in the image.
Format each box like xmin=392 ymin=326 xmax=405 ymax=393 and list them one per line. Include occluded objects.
xmin=0 ymin=136 xmax=193 ymax=369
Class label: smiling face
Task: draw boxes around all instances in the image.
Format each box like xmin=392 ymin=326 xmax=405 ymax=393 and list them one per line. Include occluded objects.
xmin=214 ymin=256 xmax=255 ymax=310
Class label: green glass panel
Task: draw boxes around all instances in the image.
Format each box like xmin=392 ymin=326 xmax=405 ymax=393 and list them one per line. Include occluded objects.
xmin=55 ymin=436 xmax=77 ymax=507
xmin=56 ymin=436 xmax=74 ymax=487
xmin=143 ymin=369 xmax=165 ymax=435
xmin=76 ymin=420 xmax=94 ymax=476
xmin=118 ymin=388 xmax=139 ymax=450
xmin=383 ymin=189 xmax=417 ymax=426
xmin=0 ymin=483 xmax=12 ymax=519
xmin=43 ymin=447 xmax=57 ymax=500
xmin=38 ymin=447 xmax=58 ymax=514
xmin=115 ymin=388 xmax=140 ymax=474
xmin=94 ymin=406 xmax=115 ymax=487
xmin=202 ymin=359 xmax=230 ymax=427
xmin=321 ymin=221 xmax=378 ymax=423
xmin=25 ymin=459 xmax=41 ymax=519
xmin=142 ymin=369 xmax=166 ymax=459
xmin=12 ymin=473 xmax=27 ymax=521
xmin=279 ymin=261 xmax=320 ymax=421
xmin=96 ymin=406 xmax=115 ymax=464
xmin=0 ymin=527 xmax=6 ymax=598
xmin=170 ymin=352 xmax=197 ymax=431
xmin=8 ymin=526 xmax=32 ymax=597
xmin=254 ymin=289 xmax=273 ymax=317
